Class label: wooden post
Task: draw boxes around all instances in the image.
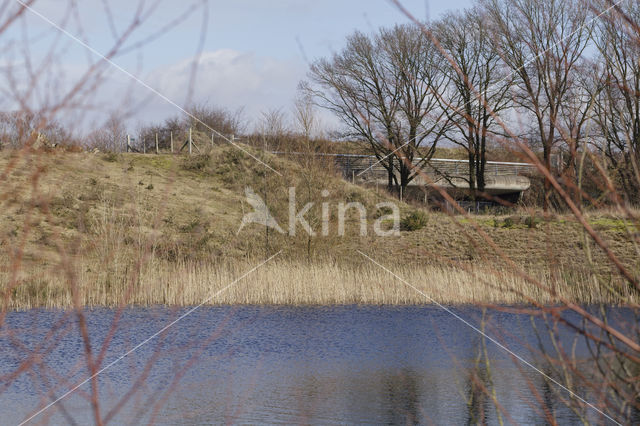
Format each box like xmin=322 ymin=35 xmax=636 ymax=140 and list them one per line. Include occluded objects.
xmin=352 ymin=170 xmax=355 ymax=183
xmin=155 ymin=133 xmax=159 ymax=154
xmin=400 ymin=186 xmax=403 ymax=202
xmin=189 ymin=127 xmax=192 ymax=155
xmin=142 ymin=136 xmax=146 ymax=154
xmin=211 ymin=132 xmax=214 ymax=147
xmin=170 ymin=131 xmax=174 ymax=153
xmin=126 ymin=134 xmax=130 ymax=152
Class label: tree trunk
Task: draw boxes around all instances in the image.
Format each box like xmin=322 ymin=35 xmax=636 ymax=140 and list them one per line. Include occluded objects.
xmin=477 ymin=129 xmax=487 ymax=194
xmin=387 ymin=156 xmax=394 ymax=190
xmin=399 ymin=161 xmax=411 ymax=194
xmin=543 ymin=143 xmax=552 ymax=212
xmin=468 ymin=149 xmax=476 ymax=202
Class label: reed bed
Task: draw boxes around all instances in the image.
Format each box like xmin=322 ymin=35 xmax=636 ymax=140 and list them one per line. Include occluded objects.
xmin=2 ymin=257 xmax=628 ymax=309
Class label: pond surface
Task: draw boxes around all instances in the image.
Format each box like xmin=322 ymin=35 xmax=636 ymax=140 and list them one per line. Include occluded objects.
xmin=0 ymin=305 xmax=629 ymax=424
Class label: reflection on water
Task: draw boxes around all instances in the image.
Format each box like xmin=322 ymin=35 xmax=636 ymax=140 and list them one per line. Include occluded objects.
xmin=0 ymin=305 xmax=626 ymax=424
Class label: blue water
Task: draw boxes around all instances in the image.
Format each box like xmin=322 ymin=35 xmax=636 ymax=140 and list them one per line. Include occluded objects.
xmin=0 ymin=305 xmax=629 ymax=424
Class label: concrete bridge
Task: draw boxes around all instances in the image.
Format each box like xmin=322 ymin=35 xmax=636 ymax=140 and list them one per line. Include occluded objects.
xmin=333 ymin=154 xmax=535 ymax=196
xmin=275 ymin=152 xmax=535 ymax=196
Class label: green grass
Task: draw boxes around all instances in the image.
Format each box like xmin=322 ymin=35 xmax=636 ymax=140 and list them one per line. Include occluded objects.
xmin=588 ymin=217 xmax=639 ymax=233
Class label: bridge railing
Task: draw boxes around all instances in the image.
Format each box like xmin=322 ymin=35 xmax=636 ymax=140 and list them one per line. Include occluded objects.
xmin=333 ymin=155 xmax=537 ymax=181
xmin=271 ymin=151 xmax=537 ymax=181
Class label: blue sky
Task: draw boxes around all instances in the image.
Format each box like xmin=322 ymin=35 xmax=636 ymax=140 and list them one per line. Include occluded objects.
xmin=2 ymin=0 xmax=473 ymax=134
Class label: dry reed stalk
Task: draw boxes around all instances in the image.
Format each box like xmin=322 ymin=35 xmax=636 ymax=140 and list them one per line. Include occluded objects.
xmin=2 ymin=257 xmax=630 ymax=309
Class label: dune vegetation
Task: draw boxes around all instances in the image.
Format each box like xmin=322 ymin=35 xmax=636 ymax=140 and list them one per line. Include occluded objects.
xmin=1 ymin=146 xmax=638 ymax=309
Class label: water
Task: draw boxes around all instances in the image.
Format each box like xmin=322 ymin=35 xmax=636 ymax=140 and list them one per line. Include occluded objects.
xmin=0 ymin=305 xmax=629 ymax=424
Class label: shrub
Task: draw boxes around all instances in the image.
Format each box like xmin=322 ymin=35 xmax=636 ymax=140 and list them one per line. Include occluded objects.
xmin=525 ymin=215 xmax=541 ymax=228
xmin=345 ymin=190 xmax=363 ymax=203
xmin=181 ymin=153 xmax=211 ymax=171
xmin=400 ymin=210 xmax=428 ymax=231
xmin=502 ymin=217 xmax=514 ymax=228
xmin=101 ymin=152 xmax=119 ymax=162
xmin=374 ymin=205 xmax=394 ymax=219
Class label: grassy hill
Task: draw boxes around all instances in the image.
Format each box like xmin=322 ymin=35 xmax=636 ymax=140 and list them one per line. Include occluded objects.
xmin=0 ymin=146 xmax=638 ymax=308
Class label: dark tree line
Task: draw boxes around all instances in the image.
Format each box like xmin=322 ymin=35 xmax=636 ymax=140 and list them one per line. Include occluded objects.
xmin=304 ymin=0 xmax=640 ymax=208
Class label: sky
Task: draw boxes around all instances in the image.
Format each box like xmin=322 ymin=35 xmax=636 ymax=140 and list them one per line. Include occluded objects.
xmin=1 ymin=0 xmax=473 ymax=134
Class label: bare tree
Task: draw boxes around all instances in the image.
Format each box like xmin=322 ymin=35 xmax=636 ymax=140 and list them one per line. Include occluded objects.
xmin=0 ymin=110 xmax=73 ymax=148
xmin=258 ymin=107 xmax=290 ymax=151
xmin=303 ymin=30 xmax=399 ymax=189
xmin=590 ymin=0 xmax=640 ymax=205
xmin=304 ymin=24 xmax=448 ymax=192
xmin=482 ymin=0 xmax=592 ymax=211
xmin=133 ymin=104 xmax=245 ymax=152
xmin=434 ymin=8 xmax=513 ymax=201
xmin=86 ymin=113 xmax=127 ymax=152
xmin=293 ymin=90 xmax=316 ymax=140
xmin=185 ymin=103 xmax=244 ymax=137
xmin=381 ymin=24 xmax=450 ymax=190
xmin=260 ymin=107 xmax=289 ymax=139
xmin=555 ymin=60 xmax=597 ymax=206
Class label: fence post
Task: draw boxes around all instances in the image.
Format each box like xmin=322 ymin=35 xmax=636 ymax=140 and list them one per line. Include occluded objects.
xmin=211 ymin=132 xmax=214 ymax=147
xmin=142 ymin=136 xmax=146 ymax=154
xmin=126 ymin=134 xmax=130 ymax=153
xmin=170 ymin=131 xmax=174 ymax=153
xmin=155 ymin=133 xmax=159 ymax=154
xmin=189 ymin=127 xmax=192 ymax=155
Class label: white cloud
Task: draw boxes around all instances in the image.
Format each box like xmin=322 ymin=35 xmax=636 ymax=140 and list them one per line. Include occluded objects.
xmin=0 ymin=46 xmax=342 ymax=136
xmin=143 ymin=49 xmax=308 ymax=129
